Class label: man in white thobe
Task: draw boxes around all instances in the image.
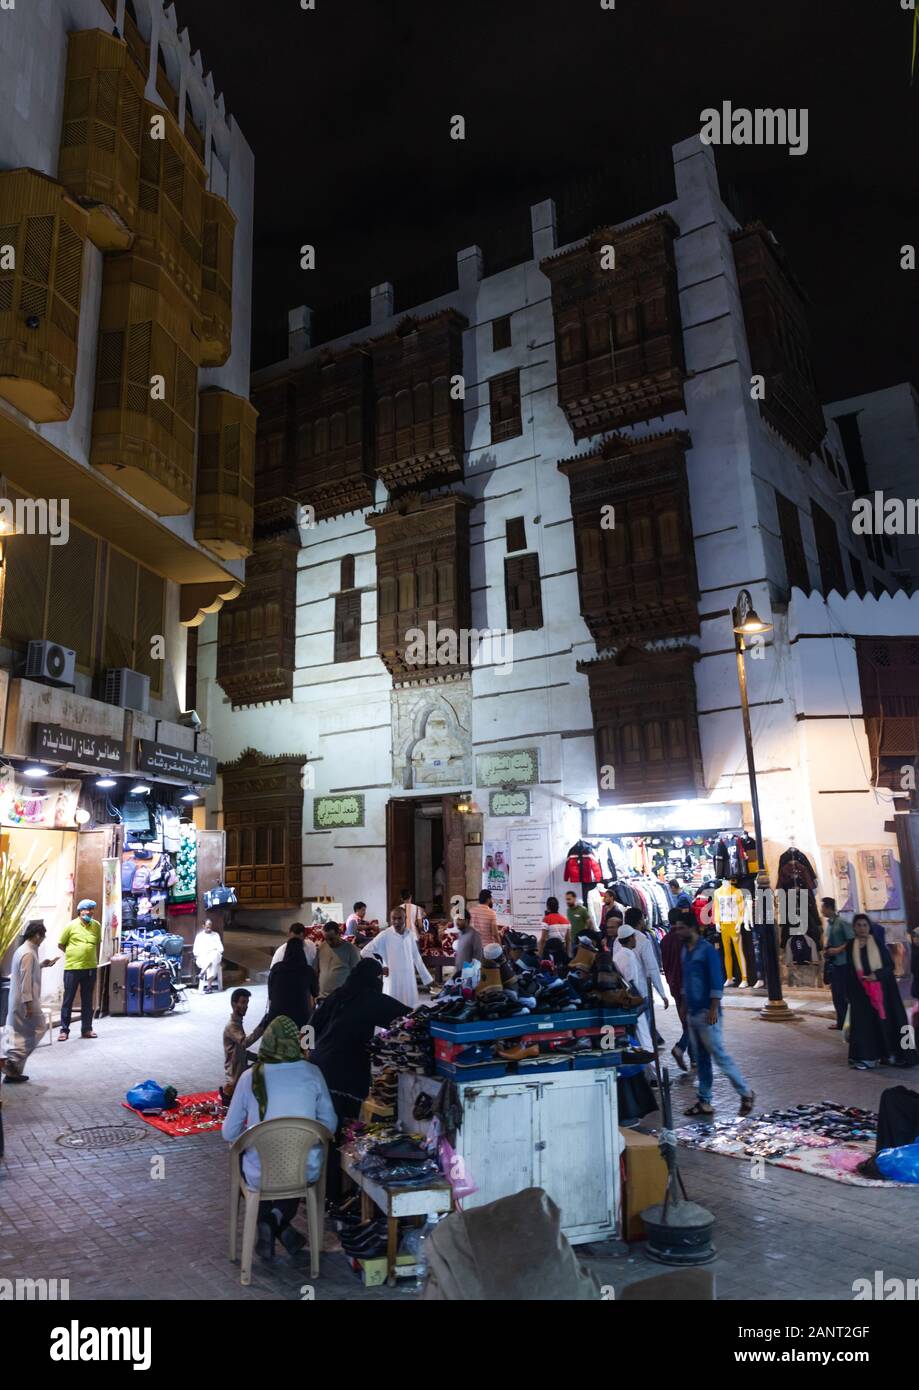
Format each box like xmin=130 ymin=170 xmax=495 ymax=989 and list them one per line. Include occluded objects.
xmin=193 ymin=919 xmax=224 ymax=992
xmin=361 ymin=909 xmax=433 ymax=1009
xmin=3 ymin=922 xmax=57 ymax=1083
xmin=614 ymin=925 xmax=668 ymax=1053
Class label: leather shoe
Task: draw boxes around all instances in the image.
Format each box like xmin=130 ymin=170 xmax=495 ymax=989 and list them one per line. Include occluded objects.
xmin=256 ymin=1218 xmax=277 ymax=1262
xmin=279 ymin=1225 xmax=307 ymax=1255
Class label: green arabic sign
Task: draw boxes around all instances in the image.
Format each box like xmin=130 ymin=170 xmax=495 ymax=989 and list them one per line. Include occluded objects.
xmin=313 ymin=795 xmax=365 ymax=830
xmin=476 ymin=748 xmax=539 ymax=788
xmin=490 ymin=790 xmax=531 ymax=817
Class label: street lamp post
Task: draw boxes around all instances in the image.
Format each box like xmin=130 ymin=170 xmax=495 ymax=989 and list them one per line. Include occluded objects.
xmin=732 ymin=590 xmax=794 ymax=1022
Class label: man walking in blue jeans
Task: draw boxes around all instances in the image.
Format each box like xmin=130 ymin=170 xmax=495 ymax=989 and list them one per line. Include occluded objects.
xmin=676 ymin=911 xmax=755 ymax=1118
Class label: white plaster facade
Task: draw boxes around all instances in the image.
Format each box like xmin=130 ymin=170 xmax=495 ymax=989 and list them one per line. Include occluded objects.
xmin=200 ymin=135 xmax=909 ymax=929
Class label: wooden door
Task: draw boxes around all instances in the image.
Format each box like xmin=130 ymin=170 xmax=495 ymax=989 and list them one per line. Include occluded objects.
xmin=442 ymin=795 xmax=466 ymax=907
xmin=386 ymin=799 xmax=414 ymax=919
xmin=196 ymin=828 xmax=227 ymax=940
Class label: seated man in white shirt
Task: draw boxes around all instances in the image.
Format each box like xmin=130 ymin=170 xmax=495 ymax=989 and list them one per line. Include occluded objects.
xmin=193 ymin=919 xmax=224 ymax=993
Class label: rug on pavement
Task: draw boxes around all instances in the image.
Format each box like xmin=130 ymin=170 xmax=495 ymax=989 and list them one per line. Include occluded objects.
xmin=675 ymin=1100 xmax=914 ymax=1187
xmin=122 ymin=1090 xmax=226 ymax=1136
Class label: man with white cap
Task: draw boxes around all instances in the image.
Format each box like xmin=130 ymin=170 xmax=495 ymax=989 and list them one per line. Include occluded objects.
xmin=614 ymin=923 xmax=669 ymax=1053
xmin=57 ymin=899 xmax=102 ymax=1040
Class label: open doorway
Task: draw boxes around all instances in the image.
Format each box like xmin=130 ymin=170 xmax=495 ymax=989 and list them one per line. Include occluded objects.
xmin=386 ymin=795 xmax=470 ymax=920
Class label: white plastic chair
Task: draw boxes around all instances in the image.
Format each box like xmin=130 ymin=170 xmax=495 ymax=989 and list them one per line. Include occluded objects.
xmin=228 ymin=1116 xmax=332 ymax=1284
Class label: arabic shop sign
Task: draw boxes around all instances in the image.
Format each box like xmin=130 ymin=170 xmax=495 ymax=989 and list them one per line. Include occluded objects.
xmin=32 ymin=722 xmax=124 ymax=771
xmin=314 ymin=795 xmax=365 ymax=830
xmin=475 ymin=748 xmax=539 ymax=788
xmin=135 ymin=740 xmax=217 ymax=785
xmin=489 ymin=789 xmax=531 ymax=818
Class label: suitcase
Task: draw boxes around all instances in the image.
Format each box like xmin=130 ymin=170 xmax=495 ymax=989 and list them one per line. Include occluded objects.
xmin=109 ymin=954 xmax=130 ymax=1016
xmin=142 ymin=962 xmax=172 ymax=1015
xmin=126 ymin=960 xmax=147 ymax=1016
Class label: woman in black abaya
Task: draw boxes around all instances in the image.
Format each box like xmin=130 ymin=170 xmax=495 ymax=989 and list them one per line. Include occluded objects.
xmin=845 ymin=915 xmax=917 ymax=1070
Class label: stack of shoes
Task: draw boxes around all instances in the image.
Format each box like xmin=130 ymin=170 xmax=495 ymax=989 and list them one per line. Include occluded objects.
xmin=340 ymin=1217 xmax=389 ymax=1261
xmin=370 ymin=1012 xmax=436 ymax=1075
xmin=368 ymin=1067 xmax=399 ymax=1109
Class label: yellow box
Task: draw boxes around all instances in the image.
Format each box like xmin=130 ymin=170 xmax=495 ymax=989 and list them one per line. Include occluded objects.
xmin=358 ymin=1254 xmax=417 ymax=1288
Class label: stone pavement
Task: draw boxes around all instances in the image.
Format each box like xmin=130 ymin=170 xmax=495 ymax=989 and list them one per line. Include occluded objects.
xmin=0 ymin=981 xmax=916 ymax=1302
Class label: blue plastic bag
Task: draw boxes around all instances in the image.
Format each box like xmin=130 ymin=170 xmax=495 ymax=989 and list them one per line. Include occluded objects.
xmin=875 ymin=1141 xmax=919 ymax=1183
xmin=126 ymin=1079 xmax=166 ymax=1112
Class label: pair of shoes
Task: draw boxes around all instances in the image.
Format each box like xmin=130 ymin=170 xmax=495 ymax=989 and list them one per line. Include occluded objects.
xmin=738 ymin=1091 xmax=756 ymax=1117
xmin=341 ymin=1219 xmax=387 ymax=1256
xmin=671 ymin=1044 xmax=689 ymax=1072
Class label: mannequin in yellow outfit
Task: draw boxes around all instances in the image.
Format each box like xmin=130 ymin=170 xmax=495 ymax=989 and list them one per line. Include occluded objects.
xmin=713 ymin=880 xmax=748 ymax=987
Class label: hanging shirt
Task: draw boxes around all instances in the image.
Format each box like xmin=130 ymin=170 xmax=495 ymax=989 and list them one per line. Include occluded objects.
xmin=360 ymin=927 xmax=433 ymax=1009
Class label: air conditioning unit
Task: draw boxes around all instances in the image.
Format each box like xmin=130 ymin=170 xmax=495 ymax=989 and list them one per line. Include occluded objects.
xmin=26 ymin=640 xmax=76 ymax=688
xmin=104 ymin=667 xmax=150 ymax=714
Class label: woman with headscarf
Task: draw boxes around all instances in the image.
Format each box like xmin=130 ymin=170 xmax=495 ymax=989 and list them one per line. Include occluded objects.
xmin=845 ymin=915 xmax=917 ymax=1070
xmin=309 ymin=958 xmax=411 ymax=1200
xmin=221 ymin=1015 xmax=337 ymax=1262
xmin=266 ymin=935 xmax=317 ymax=1029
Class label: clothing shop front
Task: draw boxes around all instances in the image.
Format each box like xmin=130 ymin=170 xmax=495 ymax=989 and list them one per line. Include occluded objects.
xmin=0 ymin=681 xmax=228 ymax=1032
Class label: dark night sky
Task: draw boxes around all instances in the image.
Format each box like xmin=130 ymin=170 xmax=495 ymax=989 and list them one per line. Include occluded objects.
xmin=175 ymin=0 xmax=918 ymax=400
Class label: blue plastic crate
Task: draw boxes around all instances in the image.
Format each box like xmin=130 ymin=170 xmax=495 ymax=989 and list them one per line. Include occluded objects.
xmin=435 ymin=1059 xmax=509 ymax=1081
xmin=430 ymin=1007 xmax=605 ymax=1044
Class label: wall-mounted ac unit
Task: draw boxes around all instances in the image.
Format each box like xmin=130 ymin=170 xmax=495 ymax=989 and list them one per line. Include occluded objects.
xmin=103 ymin=667 xmax=150 ymax=714
xmin=26 ymin=639 xmax=76 ymax=688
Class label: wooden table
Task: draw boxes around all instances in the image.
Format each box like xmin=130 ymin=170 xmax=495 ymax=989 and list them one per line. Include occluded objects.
xmin=342 ymin=1155 xmax=453 ymax=1285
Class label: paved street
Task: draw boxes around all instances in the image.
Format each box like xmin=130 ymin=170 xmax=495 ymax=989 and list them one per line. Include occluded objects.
xmin=1 ymin=978 xmax=916 ymax=1302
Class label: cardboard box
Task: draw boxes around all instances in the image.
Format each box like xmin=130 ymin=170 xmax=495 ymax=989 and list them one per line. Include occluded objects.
xmin=620 ymin=1127 xmax=668 ymax=1241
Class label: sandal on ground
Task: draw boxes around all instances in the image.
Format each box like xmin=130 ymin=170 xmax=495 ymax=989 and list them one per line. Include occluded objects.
xmin=738 ymin=1091 xmax=756 ymax=1117
xmin=684 ymin=1101 xmax=714 ymax=1116
xmin=58 ymin=1031 xmax=69 ymax=1042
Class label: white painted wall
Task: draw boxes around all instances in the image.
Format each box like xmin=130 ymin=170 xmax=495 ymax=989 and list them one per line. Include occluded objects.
xmin=202 ymin=135 xmax=914 ymax=924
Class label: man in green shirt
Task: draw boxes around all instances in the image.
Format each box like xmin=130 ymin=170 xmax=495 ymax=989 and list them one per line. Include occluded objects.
xmin=820 ymin=896 xmax=855 ymax=1031
xmin=58 ymin=899 xmax=102 ymax=1041
xmin=565 ymin=890 xmax=596 ymax=952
